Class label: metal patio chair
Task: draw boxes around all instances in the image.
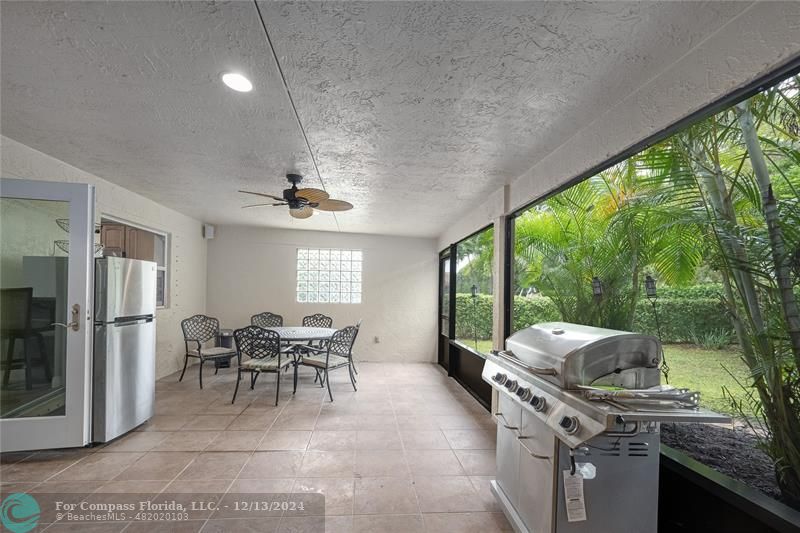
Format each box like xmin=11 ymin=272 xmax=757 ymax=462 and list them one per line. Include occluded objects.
xmin=251 ymin=311 xmax=283 ymax=328
xmin=180 ymin=314 xmax=237 ymax=389
xmin=232 ymin=325 xmax=290 ymax=406
xmin=299 ymin=325 xmax=358 ymax=402
xmin=351 ymin=319 xmax=363 ymax=375
xmin=303 ymin=313 xmax=333 ymax=353
xmin=302 ymin=313 xmax=333 ymax=328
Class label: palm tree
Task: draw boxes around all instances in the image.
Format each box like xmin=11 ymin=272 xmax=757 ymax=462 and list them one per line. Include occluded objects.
xmin=513 ymin=74 xmax=800 ymax=502
xmin=514 ymin=161 xmax=702 ymax=331
xmin=631 ymin=78 xmax=800 ymax=503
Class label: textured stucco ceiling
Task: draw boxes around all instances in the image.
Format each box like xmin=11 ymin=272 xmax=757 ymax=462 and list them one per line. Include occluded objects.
xmin=0 ymin=1 xmax=759 ymax=236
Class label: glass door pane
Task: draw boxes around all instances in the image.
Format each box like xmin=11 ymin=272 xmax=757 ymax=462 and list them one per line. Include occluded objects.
xmin=0 ymin=178 xmax=94 ymax=452
xmin=0 ymin=198 xmax=70 ymax=418
xmin=440 ymin=255 xmax=451 ymax=327
xmin=454 ymin=226 xmax=494 ymax=354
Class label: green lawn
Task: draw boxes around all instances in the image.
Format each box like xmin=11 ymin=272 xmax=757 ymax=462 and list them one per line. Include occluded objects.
xmin=664 ymin=344 xmax=752 ymax=415
xmin=456 ymin=338 xmax=493 ymax=354
xmin=456 ymin=338 xmax=752 ymax=416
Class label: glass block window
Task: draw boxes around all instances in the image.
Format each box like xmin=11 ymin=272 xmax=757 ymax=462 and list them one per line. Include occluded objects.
xmin=297 ymin=248 xmax=363 ymax=304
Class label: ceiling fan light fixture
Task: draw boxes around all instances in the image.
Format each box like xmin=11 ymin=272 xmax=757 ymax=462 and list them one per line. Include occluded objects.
xmin=222 ymin=72 xmax=253 ymax=92
xmin=289 ymin=205 xmax=314 ymax=219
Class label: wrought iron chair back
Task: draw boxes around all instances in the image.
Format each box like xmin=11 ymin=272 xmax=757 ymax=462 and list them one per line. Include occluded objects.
xmin=234 ymin=326 xmax=281 ymax=360
xmin=232 ymin=326 xmax=284 ymax=406
xmin=328 ymin=326 xmax=358 ymax=359
xmin=302 ymin=313 xmax=333 ymax=328
xmin=304 ymin=325 xmax=359 ymax=401
xmin=181 ymin=314 xmax=220 ymax=346
xmin=251 ymin=312 xmax=283 ymax=328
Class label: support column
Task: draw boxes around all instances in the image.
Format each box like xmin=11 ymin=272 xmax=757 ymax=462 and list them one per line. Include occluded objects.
xmin=490 ymin=185 xmax=511 ymax=417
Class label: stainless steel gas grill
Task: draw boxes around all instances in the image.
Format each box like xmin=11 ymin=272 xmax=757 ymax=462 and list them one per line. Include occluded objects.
xmin=482 ymin=322 xmax=730 ymax=533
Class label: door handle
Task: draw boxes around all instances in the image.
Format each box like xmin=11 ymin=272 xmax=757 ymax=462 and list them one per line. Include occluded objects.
xmin=494 ymin=412 xmax=519 ymax=431
xmin=51 ymin=304 xmax=81 ymax=332
xmin=517 ymin=436 xmax=552 ymax=460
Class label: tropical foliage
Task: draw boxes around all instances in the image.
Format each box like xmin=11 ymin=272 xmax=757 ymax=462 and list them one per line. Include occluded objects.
xmin=512 ymin=75 xmax=800 ymax=503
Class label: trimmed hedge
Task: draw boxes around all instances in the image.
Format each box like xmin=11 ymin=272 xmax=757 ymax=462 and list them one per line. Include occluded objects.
xmin=646 ymin=284 xmax=725 ymax=300
xmin=455 ymin=294 xmax=495 ymax=340
xmin=453 ymin=288 xmax=735 ymax=343
xmin=632 ymin=298 xmax=733 ymax=343
xmin=454 ymin=294 xmax=560 ymax=340
xmin=512 ymin=295 xmax=561 ymax=335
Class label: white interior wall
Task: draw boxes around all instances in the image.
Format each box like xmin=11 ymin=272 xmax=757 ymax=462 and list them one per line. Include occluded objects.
xmin=206 ymin=225 xmax=438 ymax=363
xmin=1 ymin=136 xmax=208 ymax=379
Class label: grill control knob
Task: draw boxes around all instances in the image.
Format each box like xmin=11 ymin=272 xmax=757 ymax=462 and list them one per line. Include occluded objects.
xmin=505 ymin=380 xmax=519 ymax=393
xmin=559 ymin=416 xmax=580 ymax=435
xmin=516 ymin=387 xmax=532 ymax=402
xmin=493 ymin=373 xmax=507 ymax=385
xmin=530 ymin=395 xmax=547 ymax=412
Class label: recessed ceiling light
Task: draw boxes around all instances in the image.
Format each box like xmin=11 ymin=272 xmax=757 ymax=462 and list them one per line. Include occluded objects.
xmin=222 ymin=72 xmax=252 ymax=92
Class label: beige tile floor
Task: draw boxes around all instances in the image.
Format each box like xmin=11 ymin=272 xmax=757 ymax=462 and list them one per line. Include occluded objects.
xmin=0 ymin=362 xmax=511 ymax=532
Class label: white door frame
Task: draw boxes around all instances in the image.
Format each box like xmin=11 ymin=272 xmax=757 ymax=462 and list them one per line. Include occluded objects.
xmin=0 ymin=178 xmax=95 ymax=452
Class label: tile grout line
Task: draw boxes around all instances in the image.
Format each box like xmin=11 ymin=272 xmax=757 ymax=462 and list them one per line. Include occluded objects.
xmin=198 ymin=372 xmax=293 ymax=532
xmin=392 ymin=380 xmax=428 ymax=527
xmin=121 ymin=377 xmax=244 ymax=533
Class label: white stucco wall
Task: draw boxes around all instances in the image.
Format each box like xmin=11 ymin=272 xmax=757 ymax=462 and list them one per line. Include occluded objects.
xmin=206 ymin=225 xmax=438 ymax=363
xmin=1 ymin=135 xmax=208 ymax=379
xmin=438 ymin=3 xmax=800 ymax=251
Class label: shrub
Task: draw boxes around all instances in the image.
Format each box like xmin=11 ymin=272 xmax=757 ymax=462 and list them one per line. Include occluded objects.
xmin=454 ymin=293 xmax=494 ymax=339
xmin=453 ymin=288 xmax=735 ymax=344
xmin=454 ymin=294 xmax=560 ymax=340
xmin=647 ymin=284 xmax=725 ymax=300
xmin=632 ymin=297 xmax=733 ymax=343
xmin=688 ymin=328 xmax=733 ymax=350
xmin=512 ymin=295 xmax=561 ymax=333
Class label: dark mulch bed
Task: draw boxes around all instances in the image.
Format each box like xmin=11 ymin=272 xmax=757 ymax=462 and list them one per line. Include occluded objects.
xmin=661 ymin=423 xmax=784 ymax=503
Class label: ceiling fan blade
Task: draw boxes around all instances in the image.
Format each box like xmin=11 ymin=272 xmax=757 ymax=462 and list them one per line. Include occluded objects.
xmin=315 ymin=198 xmax=353 ymax=212
xmin=238 ymin=190 xmax=285 ymax=201
xmin=295 ymin=188 xmax=329 ymax=203
xmin=289 ymin=205 xmax=314 ymax=219
xmin=242 ymin=203 xmax=287 ymax=209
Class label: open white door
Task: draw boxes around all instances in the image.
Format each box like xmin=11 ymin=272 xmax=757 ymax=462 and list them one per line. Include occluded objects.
xmin=0 ymin=178 xmax=95 ymax=451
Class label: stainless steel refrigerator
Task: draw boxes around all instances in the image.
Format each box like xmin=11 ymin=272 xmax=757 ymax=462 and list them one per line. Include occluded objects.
xmin=92 ymin=257 xmax=157 ymax=442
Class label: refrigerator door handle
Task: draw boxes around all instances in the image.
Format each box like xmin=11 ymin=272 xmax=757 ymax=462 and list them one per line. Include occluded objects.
xmin=51 ymin=303 xmax=81 ymax=331
xmin=113 ymin=315 xmax=155 ymax=326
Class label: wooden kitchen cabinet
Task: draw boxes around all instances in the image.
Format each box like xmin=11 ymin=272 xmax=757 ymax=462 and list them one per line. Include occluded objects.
xmin=138 ymin=229 xmax=155 ymax=260
xmin=101 ymin=224 xmax=126 ymax=257
xmin=125 ymin=226 xmax=154 ymax=260
xmin=100 ymin=223 xmax=156 ymax=261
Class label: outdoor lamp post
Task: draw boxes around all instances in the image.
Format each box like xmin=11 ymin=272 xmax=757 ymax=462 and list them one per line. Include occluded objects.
xmin=591 ymin=277 xmax=603 ymax=298
xmin=645 ymin=275 xmax=669 ymax=382
xmin=645 ymin=275 xmax=657 ymax=300
xmin=591 ymin=276 xmax=603 ymax=327
xmin=471 ymin=284 xmax=479 ymax=351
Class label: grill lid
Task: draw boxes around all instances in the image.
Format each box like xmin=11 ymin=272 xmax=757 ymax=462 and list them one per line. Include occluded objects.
xmin=505 ymin=322 xmax=661 ymax=389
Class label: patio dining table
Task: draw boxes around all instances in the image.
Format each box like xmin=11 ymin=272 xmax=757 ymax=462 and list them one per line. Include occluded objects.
xmin=265 ymin=326 xmax=336 ymax=393
xmin=266 ymin=326 xmax=337 ymax=344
